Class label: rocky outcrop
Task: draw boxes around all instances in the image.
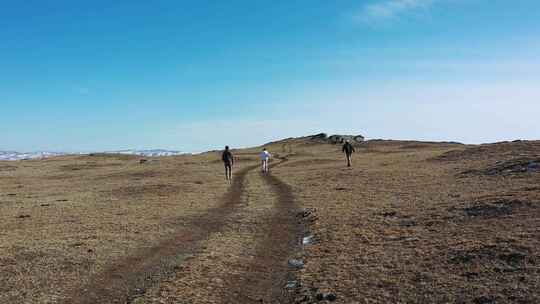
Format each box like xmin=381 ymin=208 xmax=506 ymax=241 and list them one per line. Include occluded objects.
xmin=328 ymin=134 xmax=365 ymax=144
xmin=307 ymin=133 xmax=365 ymax=144
xmin=309 ymin=133 xmax=328 ymax=141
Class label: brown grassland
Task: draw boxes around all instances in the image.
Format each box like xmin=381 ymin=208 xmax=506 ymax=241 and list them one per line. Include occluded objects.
xmin=1 ymin=137 xmax=539 ymax=304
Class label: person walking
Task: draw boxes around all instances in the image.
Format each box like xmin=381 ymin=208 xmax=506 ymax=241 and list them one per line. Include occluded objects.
xmin=260 ymin=148 xmax=271 ymax=173
xmin=342 ymin=140 xmax=355 ymax=167
xmin=222 ymin=146 xmax=234 ymax=181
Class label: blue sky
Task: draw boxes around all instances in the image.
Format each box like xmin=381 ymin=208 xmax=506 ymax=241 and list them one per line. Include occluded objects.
xmin=1 ymin=0 xmax=539 ymax=152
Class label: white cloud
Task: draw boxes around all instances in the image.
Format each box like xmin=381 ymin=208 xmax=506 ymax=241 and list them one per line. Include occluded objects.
xmin=355 ymin=0 xmax=434 ymax=23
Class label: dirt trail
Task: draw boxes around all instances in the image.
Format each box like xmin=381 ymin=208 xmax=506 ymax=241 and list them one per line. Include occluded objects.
xmin=63 ymin=164 xmax=258 ymax=304
xmin=63 ymin=160 xmax=302 ymax=304
xmin=219 ymin=162 xmax=302 ymax=303
xmin=140 ymin=160 xmax=303 ymax=303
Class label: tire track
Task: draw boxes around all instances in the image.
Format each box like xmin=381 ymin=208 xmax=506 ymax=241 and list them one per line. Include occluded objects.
xmin=62 ymin=164 xmax=259 ymax=304
xmin=221 ymin=160 xmax=303 ymax=304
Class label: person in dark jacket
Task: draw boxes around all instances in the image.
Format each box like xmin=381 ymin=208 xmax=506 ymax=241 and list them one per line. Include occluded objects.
xmin=222 ymin=146 xmax=234 ymax=181
xmin=342 ymin=140 xmax=355 ymax=167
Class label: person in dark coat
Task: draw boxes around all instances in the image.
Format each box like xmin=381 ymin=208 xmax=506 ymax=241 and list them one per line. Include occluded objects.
xmin=222 ymin=146 xmax=234 ymax=181
xmin=342 ymin=140 xmax=355 ymax=167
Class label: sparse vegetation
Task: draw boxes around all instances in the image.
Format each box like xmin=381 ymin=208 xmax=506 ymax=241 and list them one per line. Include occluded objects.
xmin=1 ymin=138 xmax=539 ymax=303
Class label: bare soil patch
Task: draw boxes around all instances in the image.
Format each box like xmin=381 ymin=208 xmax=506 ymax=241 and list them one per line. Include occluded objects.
xmin=449 ymin=244 xmax=532 ymax=267
xmin=453 ymin=198 xmax=533 ymax=219
xmin=461 ymin=158 xmax=540 ymax=176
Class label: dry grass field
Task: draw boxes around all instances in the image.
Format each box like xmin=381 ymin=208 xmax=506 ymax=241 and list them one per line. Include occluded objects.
xmin=1 ymin=136 xmax=539 ymax=303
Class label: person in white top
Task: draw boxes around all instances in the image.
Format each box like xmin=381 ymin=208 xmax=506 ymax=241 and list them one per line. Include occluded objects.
xmin=260 ymin=148 xmax=271 ymax=173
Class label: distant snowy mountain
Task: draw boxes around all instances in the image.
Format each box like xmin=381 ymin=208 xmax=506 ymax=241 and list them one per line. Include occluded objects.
xmin=0 ymin=149 xmax=186 ymax=161
xmin=104 ymin=149 xmax=186 ymax=157
xmin=0 ymin=151 xmax=66 ymax=161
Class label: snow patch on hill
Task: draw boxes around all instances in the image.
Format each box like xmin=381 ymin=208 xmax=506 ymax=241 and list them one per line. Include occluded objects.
xmin=104 ymin=149 xmax=186 ymax=157
xmin=0 ymin=151 xmax=66 ymax=161
xmin=0 ymin=149 xmax=186 ymax=161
